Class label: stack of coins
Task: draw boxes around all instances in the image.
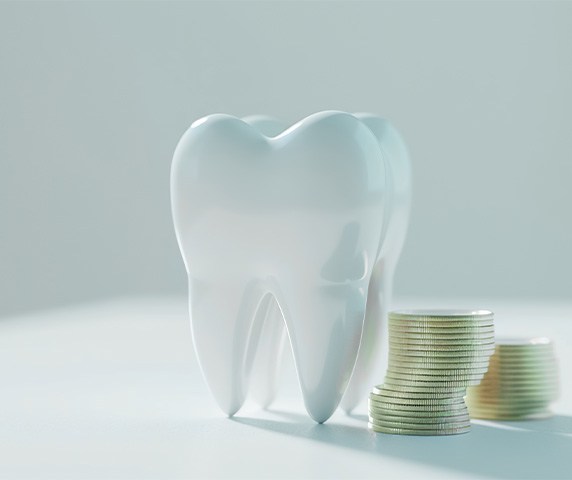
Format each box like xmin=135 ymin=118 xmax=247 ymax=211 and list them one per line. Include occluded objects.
xmin=466 ymin=337 xmax=559 ymax=420
xmin=368 ymin=309 xmax=495 ymax=435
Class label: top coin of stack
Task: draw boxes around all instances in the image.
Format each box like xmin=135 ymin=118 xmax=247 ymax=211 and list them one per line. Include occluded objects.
xmin=466 ymin=337 xmax=559 ymax=420
xmin=369 ymin=309 xmax=495 ymax=436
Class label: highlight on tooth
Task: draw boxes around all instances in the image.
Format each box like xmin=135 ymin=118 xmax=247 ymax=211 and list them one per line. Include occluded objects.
xmin=171 ymin=110 xmax=409 ymax=423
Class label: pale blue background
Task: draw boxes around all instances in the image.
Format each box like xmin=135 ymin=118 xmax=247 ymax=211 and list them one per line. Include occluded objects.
xmin=1 ymin=1 xmax=571 ymax=317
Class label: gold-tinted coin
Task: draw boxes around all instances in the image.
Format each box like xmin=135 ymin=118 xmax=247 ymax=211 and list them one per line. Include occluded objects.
xmin=490 ymin=361 xmax=559 ymax=375
xmin=468 ymin=411 xmax=552 ymax=421
xmin=493 ymin=346 xmax=555 ymax=355
xmin=490 ymin=352 xmax=557 ymax=361
xmin=466 ymin=335 xmax=560 ymax=422
xmin=478 ymin=377 xmax=559 ymax=388
xmin=467 ymin=400 xmax=552 ymax=409
xmin=467 ymin=404 xmax=550 ymax=415
xmin=480 ymin=375 xmax=559 ymax=385
xmin=468 ymin=384 xmax=558 ymax=394
xmin=495 ymin=337 xmax=552 ymax=348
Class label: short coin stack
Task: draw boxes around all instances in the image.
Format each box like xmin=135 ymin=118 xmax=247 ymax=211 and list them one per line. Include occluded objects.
xmin=466 ymin=337 xmax=559 ymax=420
xmin=369 ymin=309 xmax=495 ymax=435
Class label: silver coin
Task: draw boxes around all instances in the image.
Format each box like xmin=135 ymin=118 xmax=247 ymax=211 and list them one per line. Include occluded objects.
xmin=385 ymin=371 xmax=483 ymax=380
xmin=389 ymin=337 xmax=496 ymax=347
xmin=389 ymin=324 xmax=495 ymax=334
xmin=388 ymin=363 xmax=491 ymax=373
xmin=372 ymin=385 xmax=465 ymax=398
xmin=387 ymin=365 xmax=490 ymax=376
xmin=388 ymin=356 xmax=491 ymax=367
xmin=369 ymin=394 xmax=466 ymax=407
xmin=369 ymin=398 xmax=467 ymax=413
xmin=369 ymin=405 xmax=468 ymax=418
xmin=389 ymin=329 xmax=495 ymax=340
xmin=389 ymin=340 xmax=496 ymax=349
xmin=368 ymin=412 xmax=470 ymax=424
xmin=389 ymin=309 xmax=494 ymax=320
xmin=385 ymin=372 xmax=486 ymax=383
xmin=368 ymin=422 xmax=471 ymax=435
xmin=389 ymin=345 xmax=495 ymax=355
xmin=376 ymin=383 xmax=467 ymax=394
xmin=368 ymin=417 xmax=471 ymax=431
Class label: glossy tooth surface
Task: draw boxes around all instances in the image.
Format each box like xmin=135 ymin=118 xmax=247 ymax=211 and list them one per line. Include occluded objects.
xmin=242 ymin=115 xmax=290 ymax=409
xmin=341 ymin=113 xmax=412 ymax=412
xmin=243 ymin=114 xmax=412 ymax=413
xmin=171 ymin=112 xmax=386 ymax=422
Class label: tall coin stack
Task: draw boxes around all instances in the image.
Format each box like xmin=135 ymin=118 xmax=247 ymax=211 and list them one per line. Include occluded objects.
xmin=466 ymin=338 xmax=559 ymax=420
xmin=368 ymin=310 xmax=495 ymax=435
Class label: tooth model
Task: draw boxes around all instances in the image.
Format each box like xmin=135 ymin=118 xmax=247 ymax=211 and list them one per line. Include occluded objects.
xmin=341 ymin=113 xmax=412 ymax=412
xmin=171 ymin=111 xmax=387 ymax=423
xmin=242 ymin=114 xmax=412 ymax=413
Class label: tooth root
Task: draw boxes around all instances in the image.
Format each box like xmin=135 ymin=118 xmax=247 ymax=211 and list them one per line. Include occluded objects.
xmin=189 ymin=280 xmax=267 ymax=417
xmin=280 ymin=284 xmax=366 ymax=423
xmin=250 ymin=299 xmax=287 ymax=408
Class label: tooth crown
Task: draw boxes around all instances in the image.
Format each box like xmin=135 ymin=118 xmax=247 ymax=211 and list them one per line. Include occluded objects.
xmin=172 ymin=112 xmax=386 ymax=281
xmin=171 ymin=111 xmax=387 ymax=423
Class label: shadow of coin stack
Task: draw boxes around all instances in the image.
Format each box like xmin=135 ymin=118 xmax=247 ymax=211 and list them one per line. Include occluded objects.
xmin=465 ymin=338 xmax=559 ymax=420
xmin=368 ymin=310 xmax=495 ymax=435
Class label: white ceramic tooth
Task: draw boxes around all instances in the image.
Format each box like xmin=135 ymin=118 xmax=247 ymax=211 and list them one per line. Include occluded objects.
xmin=247 ymin=296 xmax=287 ymax=408
xmin=242 ymin=115 xmax=286 ymax=138
xmin=244 ymin=114 xmax=412 ymax=413
xmin=171 ymin=112 xmax=387 ymax=422
xmin=340 ymin=113 xmax=412 ymax=413
xmin=242 ymin=115 xmax=289 ymax=408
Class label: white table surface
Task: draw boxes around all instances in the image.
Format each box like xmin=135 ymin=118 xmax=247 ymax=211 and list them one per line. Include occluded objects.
xmin=0 ymin=297 xmax=570 ymax=479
